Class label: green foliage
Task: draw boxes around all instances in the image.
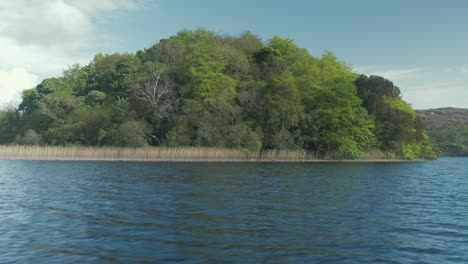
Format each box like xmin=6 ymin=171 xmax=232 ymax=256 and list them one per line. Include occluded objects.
xmin=115 ymin=120 xmax=150 ymax=147
xmin=43 ymin=123 xmax=83 ymax=146
xmin=0 ymin=29 xmax=436 ymax=159
xmin=425 ymin=124 xmax=468 ymax=156
xmin=301 ymin=78 xmax=376 ymax=158
xmin=73 ymin=106 xmax=112 ymax=145
xmin=36 ymin=78 xmax=73 ymax=97
xmin=165 ymin=116 xmax=194 ymax=147
xmin=384 ymin=96 xmax=416 ymax=119
xmin=15 ymin=129 xmax=42 ymax=145
xmin=225 ymin=123 xmax=263 ymax=151
xmin=355 ymin=75 xmax=424 ymax=154
xmin=269 ymin=130 xmax=301 ymax=150
xmin=355 ymin=75 xmax=401 ymax=114
xmin=263 ymin=70 xmax=303 ymax=148
xmin=187 ymin=41 xmax=237 ymax=106
xmin=85 ymin=90 xmax=107 ymax=105
xmin=63 ymin=64 xmax=88 ymax=95
xmin=401 ymin=134 xmax=437 ymax=160
xmin=86 ymin=53 xmax=140 ymax=98
xmin=19 ymin=89 xmax=42 ymax=113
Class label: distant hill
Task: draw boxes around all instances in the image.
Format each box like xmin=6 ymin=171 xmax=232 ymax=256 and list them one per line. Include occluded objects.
xmin=417 ymin=108 xmax=468 ymax=128
xmin=417 ymin=108 xmax=468 ymax=156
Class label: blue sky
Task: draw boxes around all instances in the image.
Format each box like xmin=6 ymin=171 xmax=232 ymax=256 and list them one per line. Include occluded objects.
xmin=1 ymin=0 xmax=467 ymax=109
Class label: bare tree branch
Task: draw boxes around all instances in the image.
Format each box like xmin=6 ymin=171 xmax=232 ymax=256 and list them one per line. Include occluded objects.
xmin=133 ymin=71 xmax=183 ymax=119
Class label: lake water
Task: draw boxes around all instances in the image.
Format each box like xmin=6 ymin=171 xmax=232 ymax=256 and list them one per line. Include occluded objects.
xmin=0 ymin=158 xmax=467 ymax=263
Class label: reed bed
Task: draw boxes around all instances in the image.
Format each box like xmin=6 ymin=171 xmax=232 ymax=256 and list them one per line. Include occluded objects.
xmin=0 ymin=145 xmax=406 ymax=162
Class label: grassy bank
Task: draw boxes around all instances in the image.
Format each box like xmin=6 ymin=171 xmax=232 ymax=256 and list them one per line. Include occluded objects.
xmin=0 ymin=145 xmax=422 ymax=162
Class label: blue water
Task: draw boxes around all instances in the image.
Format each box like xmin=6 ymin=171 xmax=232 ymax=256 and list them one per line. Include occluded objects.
xmin=0 ymin=158 xmax=467 ymax=263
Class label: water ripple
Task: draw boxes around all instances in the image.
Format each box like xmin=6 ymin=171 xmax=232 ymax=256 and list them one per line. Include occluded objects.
xmin=0 ymin=158 xmax=467 ymax=263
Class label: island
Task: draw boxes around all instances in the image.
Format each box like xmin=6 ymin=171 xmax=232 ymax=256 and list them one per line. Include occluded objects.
xmin=0 ymin=29 xmax=437 ymax=161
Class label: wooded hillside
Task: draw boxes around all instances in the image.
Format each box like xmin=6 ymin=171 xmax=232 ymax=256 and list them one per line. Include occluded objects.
xmin=418 ymin=108 xmax=468 ymax=156
xmin=0 ymin=29 xmax=436 ymax=159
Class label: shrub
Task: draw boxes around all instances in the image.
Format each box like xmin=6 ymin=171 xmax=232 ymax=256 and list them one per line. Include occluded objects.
xmin=85 ymin=90 xmax=107 ymax=105
xmin=15 ymin=129 xmax=42 ymax=145
xmin=226 ymin=123 xmax=262 ymax=151
xmin=115 ymin=120 xmax=150 ymax=147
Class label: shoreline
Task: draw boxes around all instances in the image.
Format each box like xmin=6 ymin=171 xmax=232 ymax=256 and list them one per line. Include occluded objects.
xmin=0 ymin=145 xmax=428 ymax=163
xmin=0 ymin=157 xmax=426 ymax=163
xmin=0 ymin=157 xmax=427 ymax=163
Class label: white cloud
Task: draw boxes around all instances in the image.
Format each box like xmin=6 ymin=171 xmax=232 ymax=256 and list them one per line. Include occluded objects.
xmin=70 ymin=0 xmax=143 ymax=13
xmin=459 ymin=66 xmax=468 ymax=74
xmin=0 ymin=0 xmax=143 ymax=105
xmin=404 ymin=83 xmax=468 ymax=109
xmin=367 ymin=68 xmax=423 ymax=82
xmin=352 ymin=65 xmax=376 ymax=74
xmin=0 ymin=68 xmax=39 ymax=105
xmin=0 ymin=36 xmax=83 ymax=78
xmin=1 ymin=1 xmax=93 ymax=46
xmin=443 ymin=66 xmax=468 ymax=74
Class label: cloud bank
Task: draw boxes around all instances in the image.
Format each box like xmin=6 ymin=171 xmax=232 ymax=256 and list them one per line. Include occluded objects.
xmin=0 ymin=0 xmax=143 ymax=105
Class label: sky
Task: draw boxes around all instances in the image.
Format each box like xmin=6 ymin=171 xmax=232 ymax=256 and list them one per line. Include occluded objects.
xmin=1 ymin=0 xmax=468 ymax=109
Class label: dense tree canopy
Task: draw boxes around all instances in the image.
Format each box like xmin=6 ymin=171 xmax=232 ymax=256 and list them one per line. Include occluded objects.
xmin=424 ymin=124 xmax=468 ymax=156
xmin=0 ymin=29 xmax=436 ymax=159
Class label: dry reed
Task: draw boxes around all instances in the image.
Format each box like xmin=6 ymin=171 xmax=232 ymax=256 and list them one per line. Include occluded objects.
xmin=0 ymin=145 xmax=406 ymax=162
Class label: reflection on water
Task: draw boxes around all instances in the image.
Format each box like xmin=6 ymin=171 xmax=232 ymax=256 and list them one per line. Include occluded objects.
xmin=0 ymin=158 xmax=467 ymax=263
